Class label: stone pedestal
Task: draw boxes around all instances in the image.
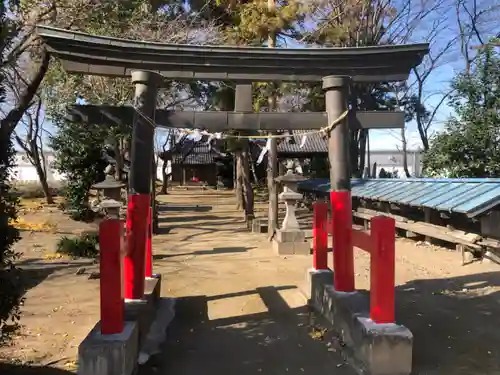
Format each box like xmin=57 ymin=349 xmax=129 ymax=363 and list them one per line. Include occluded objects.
xmin=124 ymin=275 xmax=162 ymax=349
xmin=273 ymin=229 xmax=311 ymax=255
xmin=78 ymin=321 xmax=138 ymax=375
xmin=77 ymin=276 xmax=173 ymax=374
xmin=306 ymin=268 xmax=414 ymax=375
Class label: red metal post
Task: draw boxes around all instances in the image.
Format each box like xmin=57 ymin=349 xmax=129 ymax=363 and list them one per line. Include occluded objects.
xmin=313 ymin=201 xmax=329 ymax=270
xmin=370 ymin=216 xmax=396 ymax=323
xmin=145 ymin=206 xmax=153 ymax=278
xmin=330 ymin=191 xmax=355 ymax=292
xmin=99 ymin=218 xmax=124 ymax=334
xmin=124 ymin=194 xmax=150 ymax=300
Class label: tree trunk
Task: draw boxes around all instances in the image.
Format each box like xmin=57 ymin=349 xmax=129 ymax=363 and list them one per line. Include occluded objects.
xmin=371 ymin=162 xmax=377 ymax=178
xmin=151 ymin=155 xmax=157 ymax=194
xmin=357 ymin=130 xmax=368 ymax=178
xmin=267 ymin=137 xmax=278 ymax=237
xmin=241 ymin=143 xmax=254 ymax=221
xmin=151 ymin=156 xmax=158 ymax=233
xmin=114 ymin=138 xmax=123 ymax=181
xmin=160 ymin=160 xmax=169 ymax=194
xmin=35 ymin=163 xmax=54 ymax=204
xmin=401 ymin=127 xmax=411 ymax=178
xmin=235 ymin=151 xmax=244 ymax=210
xmin=233 ymin=154 xmax=237 ymax=190
xmin=350 ymin=130 xmax=359 ymax=177
xmin=248 ymin=147 xmax=259 ymax=185
xmin=278 ymin=159 xmax=285 ymax=176
xmin=30 ymin=140 xmax=54 ymax=204
xmin=366 ymin=131 xmax=371 ymax=177
xmin=267 ymin=0 xmax=279 ymax=239
xmin=0 ymin=50 xmax=50 ymax=134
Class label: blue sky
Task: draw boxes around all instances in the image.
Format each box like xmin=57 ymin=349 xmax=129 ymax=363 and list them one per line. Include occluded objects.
xmin=367 ymin=0 xmax=499 ymax=150
xmin=282 ymin=0 xmax=484 ymax=151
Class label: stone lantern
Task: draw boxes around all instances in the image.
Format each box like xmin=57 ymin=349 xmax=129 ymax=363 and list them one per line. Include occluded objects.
xmin=92 ymin=174 xmax=125 ymax=219
xmin=272 ymin=169 xmax=310 ymax=255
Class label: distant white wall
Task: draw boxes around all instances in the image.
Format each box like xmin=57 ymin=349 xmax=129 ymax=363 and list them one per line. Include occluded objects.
xmin=10 ymin=152 xmax=62 ymax=183
xmin=365 ymin=150 xmax=423 ymax=178
xmin=10 ymin=151 xmax=171 ymax=183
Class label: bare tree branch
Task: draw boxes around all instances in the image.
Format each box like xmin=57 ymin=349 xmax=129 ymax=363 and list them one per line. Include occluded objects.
xmin=12 ymin=95 xmax=54 ymax=203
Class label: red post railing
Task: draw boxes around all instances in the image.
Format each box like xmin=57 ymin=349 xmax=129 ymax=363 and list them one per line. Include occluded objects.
xmin=124 ymin=194 xmax=150 ymax=300
xmin=313 ymin=201 xmax=328 ymax=270
xmin=330 ymin=191 xmax=355 ymax=292
xmin=99 ymin=218 xmax=125 ymax=334
xmin=312 ymin=199 xmax=396 ymax=324
xmin=145 ymin=207 xmax=153 ymax=278
xmin=369 ymin=216 xmax=396 ymax=323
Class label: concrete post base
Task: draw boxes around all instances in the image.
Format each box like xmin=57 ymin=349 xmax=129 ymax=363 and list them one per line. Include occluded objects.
xmin=78 ymin=321 xmax=138 ymax=375
xmin=125 ymin=275 xmax=162 ymax=349
xmin=306 ymin=269 xmax=414 ymax=375
xmin=302 ymin=268 xmax=333 ymax=300
xmin=145 ymin=274 xmax=162 ymax=308
xmin=78 ymin=275 xmax=169 ymax=375
xmin=272 ymin=229 xmax=311 ymax=255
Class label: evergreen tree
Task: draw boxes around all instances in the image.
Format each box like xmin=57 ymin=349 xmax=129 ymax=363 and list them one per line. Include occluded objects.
xmin=49 ymin=119 xmax=108 ymax=221
xmin=423 ymin=46 xmax=500 ymax=177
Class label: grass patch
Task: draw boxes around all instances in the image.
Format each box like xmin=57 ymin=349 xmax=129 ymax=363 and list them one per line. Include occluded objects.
xmin=56 ymin=231 xmax=99 ymax=258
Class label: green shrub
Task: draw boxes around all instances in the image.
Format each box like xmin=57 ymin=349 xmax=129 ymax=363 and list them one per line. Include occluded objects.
xmin=50 ymin=119 xmax=108 ymax=222
xmin=54 ymin=184 xmax=67 ymax=197
xmin=56 ymin=231 xmax=99 ymax=258
xmin=0 ymin=266 xmax=24 ymax=344
xmin=0 ymin=138 xmax=23 ymax=344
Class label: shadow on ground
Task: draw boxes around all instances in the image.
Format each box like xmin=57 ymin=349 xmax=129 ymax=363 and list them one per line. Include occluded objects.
xmin=395 ymin=271 xmax=500 ymax=375
xmin=0 ymin=363 xmax=75 ymax=375
xmin=142 ymin=271 xmax=500 ymax=375
xmin=139 ymin=286 xmax=354 ymax=375
xmin=157 ymin=215 xmax=223 ymax=224
xmin=153 ymin=246 xmax=253 ymax=260
xmin=12 ymin=260 xmax=92 ymax=296
xmin=156 ymin=219 xmax=246 ymax=237
xmin=157 ymin=204 xmax=213 ymax=213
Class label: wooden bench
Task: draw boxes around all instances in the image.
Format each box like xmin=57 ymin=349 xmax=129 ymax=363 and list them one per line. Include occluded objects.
xmin=352 ymin=208 xmax=485 ymax=265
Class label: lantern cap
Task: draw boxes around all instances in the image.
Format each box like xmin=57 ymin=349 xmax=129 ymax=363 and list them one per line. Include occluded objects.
xmin=275 ymin=170 xmax=307 ymax=184
xmin=92 ymin=175 xmax=125 ymax=189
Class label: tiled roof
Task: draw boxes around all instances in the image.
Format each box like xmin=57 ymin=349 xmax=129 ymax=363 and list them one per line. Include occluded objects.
xmin=277 ymin=131 xmax=328 ymax=154
xmin=172 ymin=131 xmax=327 ymax=165
xmin=172 ymin=143 xmax=215 ymax=165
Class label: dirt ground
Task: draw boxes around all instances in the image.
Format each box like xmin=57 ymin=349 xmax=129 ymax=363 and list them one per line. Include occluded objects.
xmin=1 ymin=190 xmax=500 ymax=375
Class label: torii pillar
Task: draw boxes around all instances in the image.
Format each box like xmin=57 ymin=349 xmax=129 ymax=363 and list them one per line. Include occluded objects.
xmin=323 ymin=76 xmax=355 ymax=292
xmin=125 ymin=70 xmax=161 ymax=300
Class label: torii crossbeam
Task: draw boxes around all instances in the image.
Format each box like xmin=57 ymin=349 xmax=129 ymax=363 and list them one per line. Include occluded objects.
xmin=66 ymin=105 xmax=406 ymax=131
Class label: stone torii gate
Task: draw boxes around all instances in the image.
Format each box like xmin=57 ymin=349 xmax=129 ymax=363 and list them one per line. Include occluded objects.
xmin=37 ymin=26 xmax=428 ymax=303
